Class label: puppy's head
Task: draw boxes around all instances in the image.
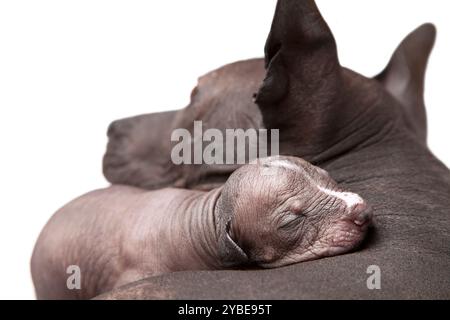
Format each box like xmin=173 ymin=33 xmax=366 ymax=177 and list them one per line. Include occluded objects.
xmin=218 ymin=156 xmax=373 ymax=268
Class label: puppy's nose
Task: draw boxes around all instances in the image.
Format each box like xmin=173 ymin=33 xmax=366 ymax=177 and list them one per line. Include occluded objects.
xmin=351 ymin=202 xmax=373 ymax=226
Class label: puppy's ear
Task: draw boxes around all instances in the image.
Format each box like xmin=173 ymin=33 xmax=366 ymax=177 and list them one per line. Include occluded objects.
xmin=216 ymin=197 xmax=249 ymax=268
xmin=255 ymin=0 xmax=339 ymax=106
xmin=375 ymin=24 xmax=436 ymax=143
xmin=223 ymin=221 xmax=249 ymax=266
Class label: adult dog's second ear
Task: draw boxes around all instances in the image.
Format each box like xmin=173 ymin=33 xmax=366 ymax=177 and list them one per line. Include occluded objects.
xmin=376 ymin=24 xmax=437 ymax=144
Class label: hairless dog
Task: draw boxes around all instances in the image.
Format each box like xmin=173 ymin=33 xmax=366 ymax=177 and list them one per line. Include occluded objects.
xmin=103 ymin=18 xmax=436 ymax=192
xmin=31 ymin=156 xmax=372 ymax=299
xmin=96 ymin=0 xmax=449 ymax=299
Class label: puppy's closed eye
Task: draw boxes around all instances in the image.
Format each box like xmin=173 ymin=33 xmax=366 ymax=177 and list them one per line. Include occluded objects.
xmin=278 ymin=212 xmax=305 ymax=230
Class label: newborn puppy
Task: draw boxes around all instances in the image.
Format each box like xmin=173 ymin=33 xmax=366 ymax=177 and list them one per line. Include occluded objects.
xmin=224 ymin=157 xmax=373 ymax=267
xmin=31 ymin=156 xmax=372 ymax=299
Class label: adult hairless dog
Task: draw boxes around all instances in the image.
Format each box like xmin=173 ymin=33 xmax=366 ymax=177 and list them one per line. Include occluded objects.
xmin=97 ymin=0 xmax=450 ymax=299
xmin=104 ymin=9 xmax=436 ymax=191
xmin=31 ymin=157 xmax=372 ymax=299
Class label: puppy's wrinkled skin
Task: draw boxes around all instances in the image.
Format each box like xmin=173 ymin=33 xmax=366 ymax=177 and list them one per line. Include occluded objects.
xmin=31 ymin=157 xmax=371 ymax=300
xmin=98 ymin=0 xmax=450 ymax=300
xmin=222 ymin=157 xmax=372 ymax=268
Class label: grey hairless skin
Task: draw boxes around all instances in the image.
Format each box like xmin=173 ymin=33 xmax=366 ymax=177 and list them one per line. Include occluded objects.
xmin=95 ymin=0 xmax=449 ymax=299
xmin=31 ymin=156 xmax=372 ymax=299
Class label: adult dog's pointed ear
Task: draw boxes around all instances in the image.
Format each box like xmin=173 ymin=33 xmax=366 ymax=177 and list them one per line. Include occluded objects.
xmin=376 ymin=23 xmax=437 ymax=143
xmin=255 ymin=0 xmax=340 ymax=106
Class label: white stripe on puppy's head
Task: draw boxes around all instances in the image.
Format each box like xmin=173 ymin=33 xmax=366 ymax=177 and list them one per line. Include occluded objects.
xmin=318 ymin=186 xmax=364 ymax=209
xmin=252 ymin=157 xmax=303 ymax=177
xmin=265 ymin=159 xmax=302 ymax=172
xmin=255 ymin=157 xmax=364 ymax=210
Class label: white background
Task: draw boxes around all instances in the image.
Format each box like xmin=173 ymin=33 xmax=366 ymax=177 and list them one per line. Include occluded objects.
xmin=0 ymin=0 xmax=448 ymax=300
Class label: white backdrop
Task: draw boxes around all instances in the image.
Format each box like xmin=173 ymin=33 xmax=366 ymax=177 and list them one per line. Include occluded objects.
xmin=0 ymin=0 xmax=448 ymax=300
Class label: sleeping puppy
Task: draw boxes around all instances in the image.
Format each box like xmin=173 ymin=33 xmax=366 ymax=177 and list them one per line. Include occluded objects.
xmin=31 ymin=156 xmax=372 ymax=299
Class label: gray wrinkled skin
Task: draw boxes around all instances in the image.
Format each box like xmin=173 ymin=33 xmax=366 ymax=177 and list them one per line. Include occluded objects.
xmin=31 ymin=157 xmax=371 ymax=300
xmin=96 ymin=0 xmax=449 ymax=299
